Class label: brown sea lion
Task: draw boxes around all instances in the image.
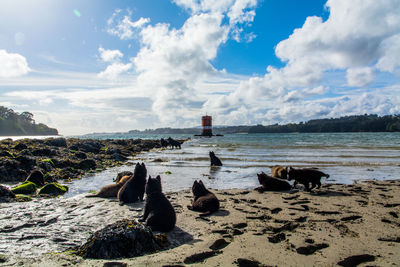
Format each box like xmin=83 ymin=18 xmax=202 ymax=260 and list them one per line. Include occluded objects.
xmin=209 ymin=151 xmax=223 ymax=166
xmin=114 ymin=171 xmax=133 ymax=183
xmin=188 ymin=180 xmax=219 ymax=214
xmin=140 ymin=175 xmax=176 ymax=232
xmin=256 ymin=172 xmax=292 ymax=192
xmin=288 ymin=167 xmax=329 ymax=192
xmin=86 ymin=175 xmax=132 ymax=198
xmin=271 ymin=165 xmax=288 ymax=179
xmin=117 ymin=162 xmax=147 ymax=204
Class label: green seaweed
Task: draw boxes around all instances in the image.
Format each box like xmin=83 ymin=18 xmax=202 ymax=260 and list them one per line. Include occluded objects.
xmin=38 ymin=183 xmax=68 ymax=196
xmin=165 ymin=171 xmax=172 ymax=175
xmin=40 ymin=158 xmax=55 ymax=166
xmin=15 ymin=194 xmax=33 ymax=202
xmin=11 ymin=181 xmax=37 ymax=195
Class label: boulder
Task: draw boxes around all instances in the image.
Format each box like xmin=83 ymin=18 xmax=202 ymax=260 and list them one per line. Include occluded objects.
xmin=45 ymin=137 xmax=67 ymax=147
xmin=38 ymin=183 xmax=68 ymax=196
xmin=26 ymin=169 xmax=45 ymax=187
xmin=77 ymin=159 xmax=96 ymax=170
xmin=0 ymin=185 xmax=15 ymax=201
xmin=11 ymin=181 xmax=37 ymax=195
xmin=75 ymin=219 xmax=162 ymax=259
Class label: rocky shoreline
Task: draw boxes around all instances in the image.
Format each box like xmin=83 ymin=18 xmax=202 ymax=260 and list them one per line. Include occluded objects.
xmin=0 ymin=138 xmax=399 ymax=266
xmin=0 ymin=137 xmax=166 ymax=185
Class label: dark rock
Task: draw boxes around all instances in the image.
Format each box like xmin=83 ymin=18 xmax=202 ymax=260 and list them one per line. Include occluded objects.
xmin=75 ymin=220 xmax=161 ymax=259
xmin=74 ymin=152 xmax=87 ymax=159
xmin=14 ymin=143 xmax=28 ymax=150
xmin=337 ymin=254 xmax=375 ymax=267
xmin=26 ymin=169 xmax=45 ymax=187
xmin=32 ymin=148 xmax=57 ymax=157
xmin=209 ymin=239 xmax=230 ymax=250
xmin=183 ymin=250 xmax=221 ymax=264
xmin=271 ymin=208 xmax=282 ymax=214
xmin=0 ymin=185 xmax=15 ymax=201
xmin=77 ymin=159 xmax=96 ymax=170
xmin=340 ymin=215 xmax=362 ymax=221
xmin=16 ymin=155 xmax=36 ymax=170
xmin=233 ymin=229 xmax=244 ymax=235
xmin=113 ymin=153 xmax=128 ymax=161
xmin=389 ymin=211 xmax=398 ymax=218
xmin=0 ymin=158 xmax=26 ymax=182
xmin=233 ymin=222 xmax=247 ymax=229
xmin=296 ymin=243 xmax=329 ymax=255
xmin=268 ymin=233 xmax=286 ymax=243
xmin=45 ymin=138 xmax=67 ymax=147
xmin=305 ymin=238 xmax=314 ymax=244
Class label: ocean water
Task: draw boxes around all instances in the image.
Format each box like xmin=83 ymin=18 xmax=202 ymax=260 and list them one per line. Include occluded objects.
xmin=64 ymin=132 xmax=400 ymax=197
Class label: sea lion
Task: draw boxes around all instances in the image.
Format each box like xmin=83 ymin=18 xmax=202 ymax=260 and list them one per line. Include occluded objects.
xmin=188 ymin=180 xmax=219 ymax=214
xmin=86 ymin=175 xmax=131 ymax=198
xmin=288 ymin=167 xmax=330 ymax=192
xmin=117 ymin=162 xmax=147 ymax=204
xmin=271 ymin=165 xmax=288 ymax=179
xmin=140 ymin=175 xmax=176 ymax=232
xmin=114 ymin=171 xmax=133 ymax=183
xmin=209 ymin=151 xmax=223 ymax=166
xmin=256 ymin=172 xmax=292 ymax=192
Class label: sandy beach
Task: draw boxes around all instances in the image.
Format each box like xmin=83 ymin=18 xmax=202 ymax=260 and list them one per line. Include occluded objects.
xmin=1 ymin=179 xmax=399 ymax=266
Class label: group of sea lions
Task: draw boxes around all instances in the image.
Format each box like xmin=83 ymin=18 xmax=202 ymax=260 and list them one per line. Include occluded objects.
xmin=257 ymin=165 xmax=330 ymax=192
xmin=88 ymin=151 xmax=329 ymax=233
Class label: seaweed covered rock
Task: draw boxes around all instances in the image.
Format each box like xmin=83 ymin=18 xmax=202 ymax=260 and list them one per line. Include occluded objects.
xmin=77 ymin=159 xmax=96 ymax=170
xmin=75 ymin=219 xmax=162 ymax=259
xmin=11 ymin=181 xmax=37 ymax=195
xmin=38 ymin=183 xmax=68 ymax=196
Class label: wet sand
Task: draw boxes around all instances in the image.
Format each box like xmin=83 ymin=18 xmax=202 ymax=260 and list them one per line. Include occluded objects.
xmin=1 ymin=179 xmax=399 ymax=266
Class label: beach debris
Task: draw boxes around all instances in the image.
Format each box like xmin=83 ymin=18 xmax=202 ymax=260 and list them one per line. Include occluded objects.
xmin=183 ymin=250 xmax=222 ymax=264
xmin=209 ymin=238 xmax=230 ymax=250
xmin=296 ymin=243 xmax=329 ymax=255
xmin=75 ymin=219 xmax=162 ymax=259
xmin=268 ymin=233 xmax=286 ymax=243
xmin=235 ymin=258 xmax=263 ymax=267
xmin=337 ymin=254 xmax=375 ymax=267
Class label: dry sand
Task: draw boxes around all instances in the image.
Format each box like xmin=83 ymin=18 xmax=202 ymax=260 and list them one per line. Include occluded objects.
xmin=1 ymin=180 xmax=399 ymax=266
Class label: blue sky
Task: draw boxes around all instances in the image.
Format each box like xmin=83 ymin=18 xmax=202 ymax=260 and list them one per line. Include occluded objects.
xmin=0 ymin=0 xmax=399 ymax=135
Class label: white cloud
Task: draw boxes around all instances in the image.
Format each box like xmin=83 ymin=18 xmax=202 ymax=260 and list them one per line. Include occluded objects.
xmin=0 ymin=49 xmax=30 ymax=78
xmin=346 ymin=67 xmax=375 ymax=87
xmin=98 ymin=47 xmax=123 ymax=62
xmin=98 ymin=62 xmax=133 ymax=80
xmin=206 ymin=0 xmax=400 ymax=124
xmin=107 ymin=9 xmax=150 ymax=40
xmin=97 ymin=47 xmax=132 ymax=80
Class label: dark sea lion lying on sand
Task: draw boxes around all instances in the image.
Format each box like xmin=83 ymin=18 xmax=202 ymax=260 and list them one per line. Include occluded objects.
xmin=188 ymin=180 xmax=219 ymax=214
xmin=209 ymin=151 xmax=223 ymax=166
xmin=271 ymin=165 xmax=288 ymax=179
xmin=256 ymin=172 xmax=292 ymax=192
xmin=288 ymin=167 xmax=330 ymax=192
xmin=140 ymin=175 xmax=176 ymax=232
xmin=86 ymin=175 xmax=131 ymax=198
xmin=118 ymin=163 xmax=147 ymax=204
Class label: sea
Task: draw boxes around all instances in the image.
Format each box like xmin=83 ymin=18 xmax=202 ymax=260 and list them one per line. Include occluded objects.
xmin=59 ymin=132 xmax=400 ymax=197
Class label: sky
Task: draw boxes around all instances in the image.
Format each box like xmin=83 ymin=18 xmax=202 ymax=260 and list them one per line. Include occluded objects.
xmin=0 ymin=0 xmax=399 ymax=136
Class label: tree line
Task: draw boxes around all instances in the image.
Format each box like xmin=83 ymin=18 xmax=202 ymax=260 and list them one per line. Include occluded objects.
xmin=128 ymin=114 xmax=400 ymax=135
xmin=0 ymin=106 xmax=58 ymax=136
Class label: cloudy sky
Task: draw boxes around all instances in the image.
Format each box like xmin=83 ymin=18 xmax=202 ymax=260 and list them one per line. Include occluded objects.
xmin=0 ymin=0 xmax=399 ymax=135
